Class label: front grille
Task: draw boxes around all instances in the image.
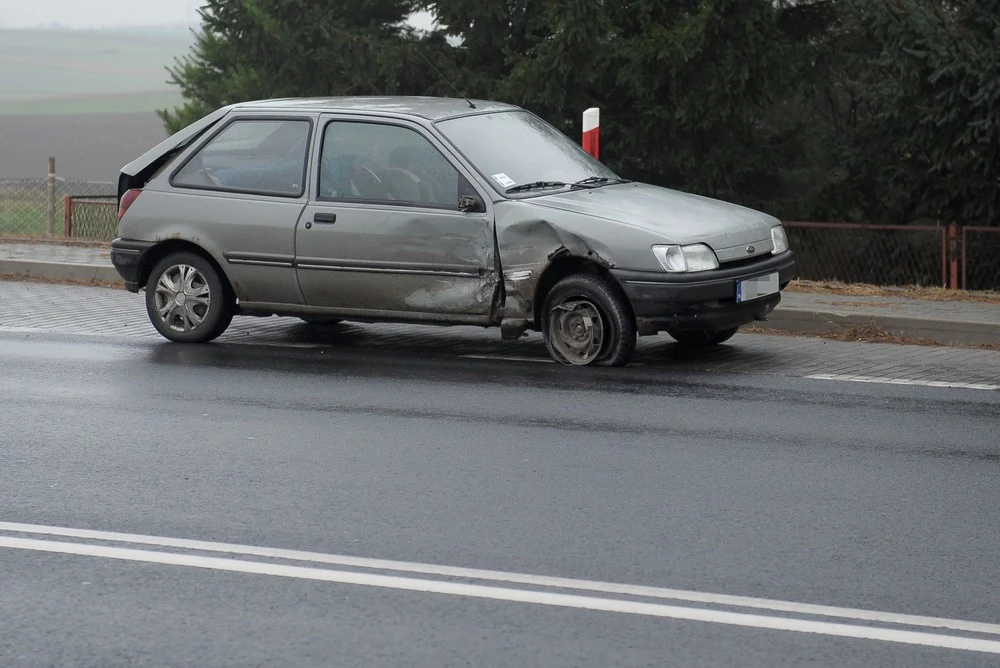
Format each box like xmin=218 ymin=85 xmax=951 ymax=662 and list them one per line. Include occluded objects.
xmin=720 ymin=253 xmax=774 ymax=270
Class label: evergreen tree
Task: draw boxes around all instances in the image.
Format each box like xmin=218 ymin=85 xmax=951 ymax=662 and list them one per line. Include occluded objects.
xmin=830 ymin=0 xmax=1000 ymax=227
xmin=159 ymin=0 xmax=443 ymax=132
xmin=418 ymin=1 xmax=550 ymax=98
xmin=428 ymin=0 xmax=833 ymax=214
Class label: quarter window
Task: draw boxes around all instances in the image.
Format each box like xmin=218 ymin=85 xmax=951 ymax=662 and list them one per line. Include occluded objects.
xmin=319 ymin=121 xmax=468 ymax=208
xmin=173 ymin=119 xmax=311 ymax=197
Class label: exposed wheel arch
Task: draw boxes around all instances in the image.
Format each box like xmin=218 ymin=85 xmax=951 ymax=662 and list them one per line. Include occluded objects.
xmin=140 ymin=240 xmax=235 ymax=304
xmin=532 ymin=256 xmax=633 ymax=329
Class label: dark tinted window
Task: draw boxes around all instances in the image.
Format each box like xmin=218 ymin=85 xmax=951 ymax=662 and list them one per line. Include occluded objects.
xmin=319 ymin=121 xmax=464 ymax=208
xmin=173 ymin=119 xmax=310 ymax=197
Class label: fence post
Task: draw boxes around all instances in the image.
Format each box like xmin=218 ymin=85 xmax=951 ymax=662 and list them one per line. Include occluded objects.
xmin=948 ymin=223 xmax=960 ymax=290
xmin=582 ymin=108 xmax=600 ymax=160
xmin=961 ymin=227 xmax=968 ymax=290
xmin=64 ymin=195 xmax=73 ymax=238
xmin=46 ymin=156 xmax=56 ymax=236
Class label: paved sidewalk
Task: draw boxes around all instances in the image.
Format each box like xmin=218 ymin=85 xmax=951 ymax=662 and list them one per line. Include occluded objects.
xmin=0 ymin=241 xmax=115 ymax=282
xmin=774 ymin=291 xmax=1000 ymax=345
xmin=2 ymin=240 xmax=998 ymax=346
xmin=0 ymin=242 xmax=110 ymax=264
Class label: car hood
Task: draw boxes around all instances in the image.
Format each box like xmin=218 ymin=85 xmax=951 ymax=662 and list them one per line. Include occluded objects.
xmin=528 ymin=183 xmax=779 ymax=260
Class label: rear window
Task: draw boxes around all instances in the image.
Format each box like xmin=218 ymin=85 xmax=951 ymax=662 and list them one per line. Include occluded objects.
xmin=172 ymin=119 xmax=311 ymax=197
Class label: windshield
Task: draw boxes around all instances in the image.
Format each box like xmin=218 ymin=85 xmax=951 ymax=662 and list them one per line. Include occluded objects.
xmin=436 ymin=110 xmax=620 ymax=196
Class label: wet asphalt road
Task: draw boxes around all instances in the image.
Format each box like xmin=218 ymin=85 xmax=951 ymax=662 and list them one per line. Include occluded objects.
xmin=2 ymin=329 xmax=1000 ymax=667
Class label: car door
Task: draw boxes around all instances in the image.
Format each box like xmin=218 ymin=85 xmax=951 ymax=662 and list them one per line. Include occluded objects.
xmin=168 ymin=115 xmax=313 ymax=305
xmin=294 ymin=117 xmax=497 ymax=322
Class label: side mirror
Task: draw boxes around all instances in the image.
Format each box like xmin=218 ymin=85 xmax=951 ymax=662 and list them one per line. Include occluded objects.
xmin=459 ymin=194 xmax=486 ymax=213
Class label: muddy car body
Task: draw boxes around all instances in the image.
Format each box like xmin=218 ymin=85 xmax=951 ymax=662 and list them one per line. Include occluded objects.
xmin=111 ymin=97 xmax=797 ymax=366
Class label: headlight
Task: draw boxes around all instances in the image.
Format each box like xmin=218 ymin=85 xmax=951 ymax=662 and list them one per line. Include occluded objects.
xmin=651 ymin=244 xmax=719 ymax=273
xmin=771 ymin=225 xmax=789 ymax=254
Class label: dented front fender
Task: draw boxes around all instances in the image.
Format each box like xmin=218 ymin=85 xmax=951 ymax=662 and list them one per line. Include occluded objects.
xmin=494 ymin=201 xmax=665 ymax=325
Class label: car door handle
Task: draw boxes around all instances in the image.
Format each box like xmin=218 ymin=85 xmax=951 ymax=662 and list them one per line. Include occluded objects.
xmin=313 ymin=213 xmax=337 ymax=224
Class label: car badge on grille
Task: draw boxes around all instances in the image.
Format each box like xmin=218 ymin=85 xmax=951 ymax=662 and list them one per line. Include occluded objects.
xmin=746 ymin=245 xmax=756 ymax=254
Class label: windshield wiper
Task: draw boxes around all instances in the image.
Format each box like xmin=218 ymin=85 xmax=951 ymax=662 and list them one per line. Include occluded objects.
xmin=505 ymin=181 xmax=567 ymax=194
xmin=571 ymin=176 xmax=631 ymax=189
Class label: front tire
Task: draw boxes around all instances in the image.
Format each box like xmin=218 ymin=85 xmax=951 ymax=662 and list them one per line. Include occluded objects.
xmin=145 ymin=252 xmax=232 ymax=343
xmin=669 ymin=327 xmax=739 ymax=347
xmin=541 ymin=274 xmax=636 ymax=366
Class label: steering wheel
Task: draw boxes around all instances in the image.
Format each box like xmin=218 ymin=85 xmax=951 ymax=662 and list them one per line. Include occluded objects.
xmin=351 ymin=165 xmax=394 ymax=200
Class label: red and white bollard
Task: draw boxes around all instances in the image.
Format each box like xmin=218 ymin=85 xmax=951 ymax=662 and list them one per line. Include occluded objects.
xmin=582 ymin=107 xmax=600 ymax=160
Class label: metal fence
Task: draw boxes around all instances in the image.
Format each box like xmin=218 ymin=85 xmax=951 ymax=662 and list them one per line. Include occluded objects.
xmin=64 ymin=195 xmax=118 ymax=240
xmin=0 ymin=178 xmax=115 ymax=238
xmin=784 ymin=222 xmax=948 ymax=288
xmin=962 ymin=227 xmax=1000 ymax=292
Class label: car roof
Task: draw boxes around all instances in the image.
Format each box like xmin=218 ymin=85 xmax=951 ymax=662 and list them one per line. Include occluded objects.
xmin=232 ymin=96 xmax=521 ymax=121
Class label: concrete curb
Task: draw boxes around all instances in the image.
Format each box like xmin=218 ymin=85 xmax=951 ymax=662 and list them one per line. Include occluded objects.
xmin=766 ymin=307 xmax=999 ymax=347
xmin=0 ymin=259 xmax=120 ymax=283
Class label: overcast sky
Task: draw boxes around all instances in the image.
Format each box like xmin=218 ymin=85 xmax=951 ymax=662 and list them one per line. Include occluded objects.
xmin=0 ymin=1 xmax=435 ymax=30
xmin=0 ymin=0 xmax=203 ymax=29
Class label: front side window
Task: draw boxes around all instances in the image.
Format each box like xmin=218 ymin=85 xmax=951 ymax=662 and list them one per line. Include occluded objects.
xmin=173 ymin=119 xmax=311 ymax=197
xmin=319 ymin=121 xmax=466 ymax=208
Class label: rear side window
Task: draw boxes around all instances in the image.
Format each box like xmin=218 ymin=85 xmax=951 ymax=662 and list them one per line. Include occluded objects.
xmin=172 ymin=119 xmax=311 ymax=197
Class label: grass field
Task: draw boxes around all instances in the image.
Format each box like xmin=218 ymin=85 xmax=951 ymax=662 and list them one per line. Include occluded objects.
xmin=0 ymin=188 xmax=119 ymax=239
xmin=0 ymin=27 xmax=192 ymax=115
xmin=0 ymin=199 xmax=48 ymax=237
xmin=0 ymin=27 xmax=189 ymax=236
xmin=0 ymin=27 xmax=187 ymax=181
xmin=0 ymin=91 xmax=183 ymax=116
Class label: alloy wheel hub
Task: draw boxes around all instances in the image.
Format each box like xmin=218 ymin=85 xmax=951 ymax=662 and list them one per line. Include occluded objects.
xmin=153 ymin=264 xmax=212 ymax=333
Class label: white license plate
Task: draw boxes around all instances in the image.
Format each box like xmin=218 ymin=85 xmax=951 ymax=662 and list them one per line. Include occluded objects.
xmin=736 ymin=272 xmax=779 ymax=303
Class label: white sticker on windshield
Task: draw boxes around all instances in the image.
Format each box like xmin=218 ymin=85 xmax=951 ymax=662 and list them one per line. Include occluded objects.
xmin=492 ymin=173 xmax=516 ymax=188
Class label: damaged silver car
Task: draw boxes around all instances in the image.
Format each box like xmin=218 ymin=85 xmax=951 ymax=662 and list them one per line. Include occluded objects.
xmin=111 ymin=97 xmax=796 ymax=366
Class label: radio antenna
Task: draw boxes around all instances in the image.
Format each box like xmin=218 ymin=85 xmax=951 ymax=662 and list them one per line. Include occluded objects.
xmin=415 ymin=48 xmax=476 ymax=109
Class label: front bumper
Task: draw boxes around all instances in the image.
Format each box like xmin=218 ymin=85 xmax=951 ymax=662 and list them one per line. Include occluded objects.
xmin=110 ymin=238 xmax=155 ymax=292
xmin=612 ymin=251 xmax=797 ymax=333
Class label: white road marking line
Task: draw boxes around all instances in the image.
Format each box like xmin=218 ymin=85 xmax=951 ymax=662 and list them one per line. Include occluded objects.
xmin=806 ymin=374 xmax=999 ymax=391
xmin=227 ymin=341 xmax=328 ymax=349
xmin=2 ymin=536 xmax=999 ymax=655
xmin=0 ymin=328 xmax=344 ymax=351
xmin=1 ymin=522 xmax=999 ymax=638
xmin=459 ymin=354 xmax=554 ymax=363
xmin=0 ymin=327 xmax=140 ymax=338
xmin=0 ymin=328 xmax=505 ymax=355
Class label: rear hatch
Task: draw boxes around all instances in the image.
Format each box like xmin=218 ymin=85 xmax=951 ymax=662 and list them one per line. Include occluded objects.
xmin=117 ymin=105 xmax=233 ymax=203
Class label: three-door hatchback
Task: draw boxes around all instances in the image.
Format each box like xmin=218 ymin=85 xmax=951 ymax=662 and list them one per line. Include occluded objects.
xmin=111 ymin=96 xmax=796 ymax=366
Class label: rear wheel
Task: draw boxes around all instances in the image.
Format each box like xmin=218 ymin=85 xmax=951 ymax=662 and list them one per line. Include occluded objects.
xmin=145 ymin=252 xmax=233 ymax=343
xmin=669 ymin=327 xmax=739 ymax=347
xmin=541 ymin=274 xmax=636 ymax=366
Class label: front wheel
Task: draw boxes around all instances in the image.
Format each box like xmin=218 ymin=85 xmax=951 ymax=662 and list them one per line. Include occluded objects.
xmin=541 ymin=274 xmax=636 ymax=366
xmin=669 ymin=327 xmax=739 ymax=347
xmin=145 ymin=252 xmax=233 ymax=343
